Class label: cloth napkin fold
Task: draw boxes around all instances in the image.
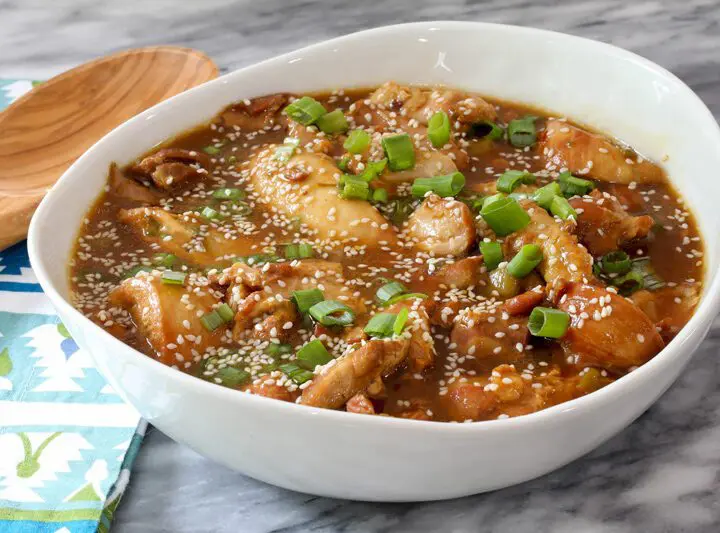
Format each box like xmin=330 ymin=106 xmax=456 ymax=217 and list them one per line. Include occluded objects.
xmin=0 ymin=79 xmax=145 ymax=533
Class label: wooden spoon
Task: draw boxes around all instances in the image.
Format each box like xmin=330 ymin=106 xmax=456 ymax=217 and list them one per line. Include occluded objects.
xmin=0 ymin=46 xmax=218 ymax=250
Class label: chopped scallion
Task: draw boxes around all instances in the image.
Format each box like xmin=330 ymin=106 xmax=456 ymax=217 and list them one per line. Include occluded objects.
xmin=507 ymin=116 xmax=537 ymax=148
xmin=383 ymin=292 xmax=427 ymax=306
xmin=316 ymin=108 xmax=349 ymax=134
xmin=376 ymin=281 xmax=407 ymax=304
xmin=600 ymin=251 xmax=631 ymax=275
xmin=550 ymin=195 xmax=577 ymax=220
xmin=296 ymin=339 xmax=333 ymax=370
xmin=428 ymin=111 xmax=451 ymax=148
xmin=344 ymin=129 xmax=371 ymax=154
xmin=161 ymin=270 xmax=186 ymax=285
xmin=364 ymin=313 xmax=397 ymax=338
xmin=558 ymin=171 xmax=594 ymax=197
xmin=496 ymin=170 xmax=536 ymax=193
xmin=297 ymin=243 xmax=314 ymax=258
xmin=309 ymin=300 xmax=355 ymax=326
xmin=507 ymin=244 xmax=543 ymax=278
xmin=215 ymin=303 xmax=235 ymax=323
xmin=372 ymin=188 xmax=389 ymax=203
xmin=532 ymin=182 xmax=562 ymax=210
xmin=292 ymin=288 xmax=324 ymax=314
xmin=212 ymin=188 xmax=245 ymax=201
xmin=528 ymin=307 xmax=570 ymax=338
xmin=470 ymin=121 xmax=504 ymax=141
xmin=266 ymin=342 xmax=293 ymax=357
xmin=153 ymin=253 xmax=176 ymax=268
xmin=279 ymin=363 xmax=314 ymax=384
xmin=216 ymin=367 xmax=250 ymax=387
xmin=479 ymin=194 xmax=531 ymax=236
xmin=200 ymin=310 xmax=225 ymax=332
xmin=480 ymin=241 xmax=503 ymax=271
xmin=200 ymin=206 xmax=223 ymax=221
xmin=382 ymin=133 xmax=415 ymax=171
xmin=411 ymin=172 xmax=465 ymax=198
xmin=341 ymin=179 xmax=370 ymax=200
xmin=393 ymin=308 xmax=410 ymax=335
xmin=283 ymin=96 xmax=327 ymax=126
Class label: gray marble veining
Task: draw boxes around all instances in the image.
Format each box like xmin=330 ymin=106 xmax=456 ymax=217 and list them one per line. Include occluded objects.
xmin=2 ymin=0 xmax=720 ymax=531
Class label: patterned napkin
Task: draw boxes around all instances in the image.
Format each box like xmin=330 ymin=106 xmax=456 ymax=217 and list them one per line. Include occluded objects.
xmin=0 ymin=79 xmax=145 ymax=533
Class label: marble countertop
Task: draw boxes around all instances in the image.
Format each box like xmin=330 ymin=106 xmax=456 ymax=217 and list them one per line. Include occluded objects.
xmin=3 ymin=0 xmax=720 ymax=531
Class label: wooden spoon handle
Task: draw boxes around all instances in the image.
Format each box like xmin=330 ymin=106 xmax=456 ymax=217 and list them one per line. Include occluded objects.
xmin=0 ymin=191 xmax=45 ymax=250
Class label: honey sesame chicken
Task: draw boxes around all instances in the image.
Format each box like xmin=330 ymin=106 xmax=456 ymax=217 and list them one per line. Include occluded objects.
xmin=71 ymin=83 xmax=703 ymax=422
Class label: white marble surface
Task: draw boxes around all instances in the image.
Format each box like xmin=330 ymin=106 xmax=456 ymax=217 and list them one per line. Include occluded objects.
xmin=2 ymin=0 xmax=720 ymax=531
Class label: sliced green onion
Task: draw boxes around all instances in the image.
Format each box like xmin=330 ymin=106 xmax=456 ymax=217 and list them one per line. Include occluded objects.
xmin=508 ymin=116 xmax=537 ymax=148
xmin=372 ymin=188 xmax=389 ymax=203
xmin=480 ymin=241 xmax=503 ymax=271
xmin=496 ymin=170 xmax=536 ymax=193
xmin=383 ymin=292 xmax=427 ymax=306
xmin=480 ymin=194 xmax=531 ymax=236
xmin=632 ymin=257 xmax=665 ymax=290
xmin=227 ymin=155 xmax=237 ymax=165
xmin=203 ymin=145 xmax=222 ymax=155
xmin=233 ymin=201 xmax=252 ymax=216
xmin=316 ymin=109 xmax=349 ymax=134
xmin=200 ymin=206 xmax=223 ymax=221
xmin=458 ymin=195 xmax=485 ymax=212
xmin=297 ymin=243 xmax=314 ymax=258
xmin=309 ymin=300 xmax=355 ymax=326
xmin=266 ymin=342 xmax=293 ymax=357
xmin=216 ymin=367 xmax=250 ymax=387
xmin=361 ymin=159 xmax=387 ymax=181
xmin=161 ymin=270 xmax=186 ymax=285
xmin=212 ymin=188 xmax=245 ymax=201
xmin=507 ymin=244 xmax=543 ymax=278
xmin=550 ymin=195 xmax=577 ymax=220
xmin=393 ymin=308 xmax=410 ymax=335
xmin=296 ymin=339 xmax=333 ymax=370
xmin=382 ymin=133 xmax=415 ymax=171
xmin=389 ymin=198 xmax=415 ymax=226
xmin=285 ymin=244 xmax=299 ymax=259
xmin=470 ymin=121 xmax=504 ymax=141
xmin=279 ymin=363 xmax=314 ymax=384
xmin=558 ymin=171 xmax=594 ymax=197
xmin=364 ymin=313 xmax=397 ymax=338
xmin=613 ymin=270 xmax=645 ymax=295
xmin=337 ymin=155 xmax=351 ymax=171
xmin=376 ymin=281 xmax=407 ymax=304
xmin=237 ymin=254 xmax=280 ymax=266
xmin=153 ymin=253 xmax=176 ymax=268
xmin=283 ymin=96 xmax=327 ymax=126
xmin=274 ymin=144 xmax=296 ymax=162
xmin=215 ymin=303 xmax=235 ymax=323
xmin=341 ymin=179 xmax=370 ymax=200
xmin=528 ymin=307 xmax=570 ymax=338
xmin=200 ymin=310 xmax=225 ymax=332
xmin=600 ymin=251 xmax=631 ymax=275
xmin=344 ymin=129 xmax=371 ymax=154
xmin=428 ymin=111 xmax=451 ymax=148
xmin=532 ymin=182 xmax=562 ymax=210
xmin=292 ymin=288 xmax=324 ymax=313
xmin=411 ymin=172 xmax=465 ymax=198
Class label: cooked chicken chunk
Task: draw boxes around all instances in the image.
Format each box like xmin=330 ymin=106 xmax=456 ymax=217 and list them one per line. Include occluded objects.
xmin=218 ymin=93 xmax=289 ymax=131
xmin=405 ymin=194 xmax=476 ymax=256
xmin=632 ymin=284 xmax=701 ymax=341
xmin=542 ymin=120 xmax=663 ymax=184
xmin=131 ymin=148 xmax=211 ymax=189
xmin=301 ymin=338 xmax=410 ymax=409
xmin=389 ymin=300 xmax=435 ymax=372
xmin=450 ymin=306 xmax=530 ymax=361
xmin=506 ymin=201 xmax=594 ymax=290
xmin=249 ymin=149 xmax=397 ymax=246
xmin=569 ymin=190 xmax=654 ymax=255
xmin=108 ymin=163 xmax=158 ymax=204
xmin=557 ymin=282 xmax=664 ymax=370
xmin=119 ymin=207 xmax=255 ymax=266
xmin=381 ymin=152 xmax=459 ymax=184
xmin=346 ymin=393 xmax=376 ymax=415
xmin=109 ymin=273 xmax=223 ymax=366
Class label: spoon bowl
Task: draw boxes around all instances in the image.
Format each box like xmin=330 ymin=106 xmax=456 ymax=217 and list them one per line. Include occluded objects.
xmin=0 ymin=46 xmax=217 ymax=250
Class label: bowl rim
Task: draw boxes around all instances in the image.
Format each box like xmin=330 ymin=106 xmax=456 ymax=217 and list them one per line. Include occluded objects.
xmin=28 ymin=20 xmax=720 ymax=434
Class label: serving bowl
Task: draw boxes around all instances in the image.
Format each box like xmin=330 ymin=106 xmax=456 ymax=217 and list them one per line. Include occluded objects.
xmin=28 ymin=21 xmax=720 ymax=501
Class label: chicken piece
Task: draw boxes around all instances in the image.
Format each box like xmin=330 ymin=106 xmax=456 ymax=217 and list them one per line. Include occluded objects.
xmin=503 ymin=288 xmax=545 ymax=316
xmin=108 ymin=163 xmax=158 ymax=204
xmin=557 ymin=282 xmax=664 ymax=370
xmin=432 ymin=256 xmax=486 ymax=290
xmin=506 ymin=201 xmax=594 ymax=291
xmin=632 ymin=284 xmax=700 ymax=340
xmin=450 ymin=306 xmax=529 ymax=361
xmin=249 ymin=149 xmax=397 ymax=246
xmin=569 ymin=190 xmax=654 ymax=255
xmin=542 ymin=120 xmax=663 ymax=184
xmin=396 ymin=399 xmax=433 ymax=420
xmin=119 ymin=207 xmax=255 ymax=266
xmin=445 ymin=380 xmax=498 ymax=421
xmin=381 ymin=152 xmax=459 ymax=184
xmin=131 ymin=148 xmax=211 ymax=189
xmin=368 ymin=82 xmax=496 ymax=126
xmin=287 ymin=121 xmax=333 ymax=154
xmin=346 ymin=393 xmax=376 ymax=415
xmin=243 ymin=382 xmax=294 ymax=402
xmin=301 ymin=338 xmax=410 ymax=409
xmin=109 ymin=273 xmax=223 ymax=366
xmin=405 ymin=194 xmax=476 ymax=256
xmin=216 ymin=259 xmax=366 ymax=342
xmin=218 ymin=93 xmax=289 ymax=131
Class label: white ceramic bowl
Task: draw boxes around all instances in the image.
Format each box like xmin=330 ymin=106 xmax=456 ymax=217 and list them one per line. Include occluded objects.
xmin=29 ymin=22 xmax=720 ymax=501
